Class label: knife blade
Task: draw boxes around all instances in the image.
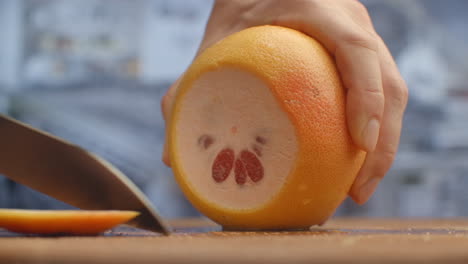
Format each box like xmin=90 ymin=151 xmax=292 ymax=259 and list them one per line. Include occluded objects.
xmin=0 ymin=114 xmax=171 ymax=234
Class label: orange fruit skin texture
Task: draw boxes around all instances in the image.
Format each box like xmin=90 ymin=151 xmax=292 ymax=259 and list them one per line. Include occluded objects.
xmin=0 ymin=209 xmax=139 ymax=235
xmin=169 ymin=25 xmax=366 ymax=229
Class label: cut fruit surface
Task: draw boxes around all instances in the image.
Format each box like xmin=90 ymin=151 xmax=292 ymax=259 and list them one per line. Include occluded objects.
xmin=0 ymin=209 xmax=139 ymax=235
xmin=176 ymin=68 xmax=297 ymax=210
xmin=169 ymin=25 xmax=366 ymax=230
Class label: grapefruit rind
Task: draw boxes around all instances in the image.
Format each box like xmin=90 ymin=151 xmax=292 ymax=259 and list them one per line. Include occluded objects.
xmin=0 ymin=209 xmax=139 ymax=235
xmin=169 ymin=25 xmax=365 ymax=229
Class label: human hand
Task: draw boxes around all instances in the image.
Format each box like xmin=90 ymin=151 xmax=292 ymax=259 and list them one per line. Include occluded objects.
xmin=161 ymin=0 xmax=408 ymax=205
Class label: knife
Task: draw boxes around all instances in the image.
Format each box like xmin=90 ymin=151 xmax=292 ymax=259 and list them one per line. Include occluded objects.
xmin=0 ymin=114 xmax=171 ymax=234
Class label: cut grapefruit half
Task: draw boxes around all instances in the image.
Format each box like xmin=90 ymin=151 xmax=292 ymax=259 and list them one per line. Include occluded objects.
xmin=168 ymin=25 xmax=366 ymax=230
xmin=0 ymin=209 xmax=139 ymax=235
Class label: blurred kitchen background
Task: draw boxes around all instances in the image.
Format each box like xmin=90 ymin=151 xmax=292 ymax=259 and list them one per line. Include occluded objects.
xmin=0 ymin=0 xmax=467 ymax=219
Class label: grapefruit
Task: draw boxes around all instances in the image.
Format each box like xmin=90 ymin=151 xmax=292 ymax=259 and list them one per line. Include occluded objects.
xmin=0 ymin=209 xmax=139 ymax=235
xmin=168 ymin=25 xmax=366 ymax=230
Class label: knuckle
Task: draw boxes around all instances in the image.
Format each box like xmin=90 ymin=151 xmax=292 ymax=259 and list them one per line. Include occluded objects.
xmin=350 ymin=0 xmax=370 ymax=18
xmin=291 ymin=0 xmax=325 ymax=17
xmin=353 ymin=77 xmax=384 ymax=104
xmin=363 ymin=78 xmax=384 ymax=95
xmin=344 ymin=0 xmax=373 ymax=26
xmin=381 ymin=146 xmax=398 ymax=163
xmin=362 ymin=88 xmax=385 ymax=115
xmin=302 ymin=0 xmax=337 ymax=16
xmin=342 ymin=30 xmax=379 ymax=53
xmin=373 ymin=146 xmax=398 ymax=178
xmin=303 ymin=0 xmax=321 ymax=9
xmin=388 ymin=76 xmax=409 ymax=109
xmin=160 ymin=93 xmax=171 ymax=117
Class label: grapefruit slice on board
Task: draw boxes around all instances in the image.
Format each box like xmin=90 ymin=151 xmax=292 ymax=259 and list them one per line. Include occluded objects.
xmin=0 ymin=209 xmax=139 ymax=235
xmin=169 ymin=25 xmax=366 ymax=230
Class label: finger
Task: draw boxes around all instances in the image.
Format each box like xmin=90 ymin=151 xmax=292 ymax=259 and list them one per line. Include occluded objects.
xmin=162 ymin=140 xmax=171 ymax=167
xmin=161 ymin=78 xmax=181 ymax=167
xmin=195 ymin=1 xmax=254 ymax=57
xmin=335 ymin=1 xmax=385 ymax=153
xmin=160 ymin=2 xmax=251 ymax=167
xmin=338 ymin=39 xmax=384 ymax=152
xmin=160 ymin=0 xmax=256 ymax=167
xmin=349 ymin=38 xmax=408 ymax=204
xmin=276 ymin=5 xmax=384 ymax=151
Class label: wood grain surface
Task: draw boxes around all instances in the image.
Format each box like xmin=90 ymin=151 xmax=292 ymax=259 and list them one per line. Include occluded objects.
xmin=1 ymin=218 xmax=468 ymax=264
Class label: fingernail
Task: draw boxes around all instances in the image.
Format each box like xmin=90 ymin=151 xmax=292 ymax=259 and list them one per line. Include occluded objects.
xmin=362 ymin=118 xmax=380 ymax=152
xmin=357 ymin=178 xmax=380 ymax=204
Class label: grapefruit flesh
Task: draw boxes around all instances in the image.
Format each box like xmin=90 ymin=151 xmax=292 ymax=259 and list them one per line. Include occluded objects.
xmin=169 ymin=25 xmax=366 ymax=230
xmin=0 ymin=209 xmax=139 ymax=235
xmin=176 ymin=68 xmax=297 ymax=210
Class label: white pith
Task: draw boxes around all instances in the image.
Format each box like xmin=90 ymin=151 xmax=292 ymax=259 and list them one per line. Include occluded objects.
xmin=175 ymin=67 xmax=298 ymax=210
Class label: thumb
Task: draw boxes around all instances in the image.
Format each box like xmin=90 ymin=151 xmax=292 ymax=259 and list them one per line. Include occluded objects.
xmin=161 ymin=78 xmax=181 ymax=167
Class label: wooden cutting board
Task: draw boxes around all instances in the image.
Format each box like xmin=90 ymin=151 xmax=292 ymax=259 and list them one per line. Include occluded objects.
xmin=1 ymin=218 xmax=468 ymax=264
